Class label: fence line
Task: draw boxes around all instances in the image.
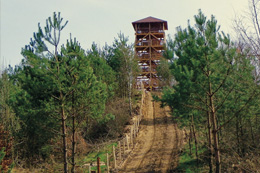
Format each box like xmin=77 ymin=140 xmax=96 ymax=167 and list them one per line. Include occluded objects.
xmin=87 ymin=87 xmax=146 ymax=173
xmin=108 ymin=87 xmax=146 ymax=172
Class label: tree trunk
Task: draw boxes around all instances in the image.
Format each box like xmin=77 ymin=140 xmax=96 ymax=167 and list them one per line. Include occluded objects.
xmin=209 ymin=83 xmax=221 ymax=173
xmin=71 ymin=93 xmax=76 ymax=173
xmin=211 ymin=107 xmax=221 ymax=173
xmin=191 ymin=115 xmax=199 ymax=166
xmin=128 ymin=79 xmax=132 ymax=116
xmin=256 ymin=114 xmax=258 ymax=132
xmin=61 ymin=101 xmax=68 ymax=173
xmin=207 ymin=110 xmax=213 ymax=173
xmin=236 ymin=115 xmax=240 ymax=155
xmin=240 ymin=115 xmax=245 ymax=157
xmin=249 ymin=118 xmax=255 ymax=146
xmin=189 ymin=124 xmax=192 ymax=156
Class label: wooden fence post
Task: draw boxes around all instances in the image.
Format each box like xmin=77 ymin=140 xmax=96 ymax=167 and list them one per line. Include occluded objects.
xmin=88 ymin=165 xmax=91 ymax=173
xmin=130 ymin=126 xmax=133 ymax=146
xmin=123 ymin=138 xmax=126 ymax=154
xmin=136 ymin=118 xmax=138 ymax=132
xmin=126 ymin=134 xmax=129 ymax=150
xmin=118 ymin=141 xmax=122 ymax=161
xmin=133 ymin=121 xmax=136 ymax=138
xmin=137 ymin=116 xmax=139 ymax=128
xmin=113 ymin=145 xmax=116 ymax=168
xmin=133 ymin=125 xmax=135 ymax=144
xmin=137 ymin=118 xmax=139 ymax=132
xmin=106 ymin=153 xmax=109 ymax=173
xmin=97 ymin=157 xmax=101 ymax=173
xmin=136 ymin=119 xmax=138 ymax=134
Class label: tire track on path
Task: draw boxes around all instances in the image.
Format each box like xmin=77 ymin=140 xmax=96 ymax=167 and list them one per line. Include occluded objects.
xmin=118 ymin=92 xmax=183 ymax=173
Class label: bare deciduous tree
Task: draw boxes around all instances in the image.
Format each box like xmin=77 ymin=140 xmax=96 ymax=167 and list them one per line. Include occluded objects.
xmin=234 ymin=0 xmax=260 ymax=81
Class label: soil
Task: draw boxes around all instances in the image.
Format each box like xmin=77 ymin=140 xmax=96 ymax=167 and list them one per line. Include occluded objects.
xmin=118 ymin=92 xmax=184 ymax=173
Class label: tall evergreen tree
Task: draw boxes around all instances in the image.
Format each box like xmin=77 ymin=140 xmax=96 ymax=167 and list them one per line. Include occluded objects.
xmin=158 ymin=10 xmax=259 ymax=172
xmin=60 ymin=39 xmax=107 ymax=172
xmin=86 ymin=43 xmax=117 ymax=99
xmin=11 ymin=12 xmax=108 ymax=172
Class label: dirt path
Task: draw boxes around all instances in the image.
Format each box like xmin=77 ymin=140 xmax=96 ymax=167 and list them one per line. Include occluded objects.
xmin=119 ymin=92 xmax=183 ymax=173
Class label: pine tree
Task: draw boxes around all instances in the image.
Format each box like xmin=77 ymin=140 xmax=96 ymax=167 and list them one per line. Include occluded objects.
xmin=11 ymin=12 xmax=108 ymax=172
xmin=86 ymin=43 xmax=117 ymax=98
xmin=60 ymin=38 xmax=107 ymax=172
xmin=159 ymin=10 xmax=259 ymax=172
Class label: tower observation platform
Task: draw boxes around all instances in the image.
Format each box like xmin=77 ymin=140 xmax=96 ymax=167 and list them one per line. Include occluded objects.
xmin=132 ymin=16 xmax=168 ymax=90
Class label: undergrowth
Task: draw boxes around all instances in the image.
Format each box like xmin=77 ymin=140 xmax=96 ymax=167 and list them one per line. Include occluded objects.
xmin=80 ymin=142 xmax=118 ymax=172
xmin=176 ymin=142 xmax=207 ymax=173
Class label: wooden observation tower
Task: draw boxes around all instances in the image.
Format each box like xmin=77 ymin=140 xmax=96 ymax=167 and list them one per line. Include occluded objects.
xmin=132 ymin=16 xmax=168 ymax=90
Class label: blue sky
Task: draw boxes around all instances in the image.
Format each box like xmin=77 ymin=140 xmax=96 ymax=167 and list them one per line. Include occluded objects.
xmin=0 ymin=0 xmax=248 ymax=68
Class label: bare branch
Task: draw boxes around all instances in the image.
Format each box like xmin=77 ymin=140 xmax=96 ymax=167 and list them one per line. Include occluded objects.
xmin=216 ymin=87 xmax=258 ymax=132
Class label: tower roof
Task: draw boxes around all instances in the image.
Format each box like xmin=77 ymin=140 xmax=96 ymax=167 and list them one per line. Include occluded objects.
xmin=132 ymin=16 xmax=168 ymax=30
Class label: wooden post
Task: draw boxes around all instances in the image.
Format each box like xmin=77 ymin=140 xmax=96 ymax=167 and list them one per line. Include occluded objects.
xmin=88 ymin=165 xmax=91 ymax=173
xmin=132 ymin=125 xmax=135 ymax=144
xmin=137 ymin=116 xmax=139 ymax=127
xmin=135 ymin=120 xmax=137 ymax=135
xmin=137 ymin=116 xmax=140 ymax=129
xmin=133 ymin=121 xmax=136 ymax=137
xmin=106 ymin=153 xmax=109 ymax=173
xmin=134 ymin=119 xmax=137 ymax=134
xmin=136 ymin=119 xmax=138 ymax=133
xmin=130 ymin=126 xmax=133 ymax=146
xmin=142 ymin=89 xmax=144 ymax=103
xmin=123 ymin=138 xmax=126 ymax=154
xmin=118 ymin=141 xmax=122 ymax=161
xmin=97 ymin=157 xmax=101 ymax=173
xmin=126 ymin=134 xmax=130 ymax=150
xmin=113 ymin=145 xmax=116 ymax=168
xmin=137 ymin=119 xmax=139 ymax=132
xmin=135 ymin=117 xmax=138 ymax=132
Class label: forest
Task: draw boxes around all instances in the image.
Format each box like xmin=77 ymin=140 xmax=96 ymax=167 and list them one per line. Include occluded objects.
xmin=0 ymin=0 xmax=260 ymax=172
